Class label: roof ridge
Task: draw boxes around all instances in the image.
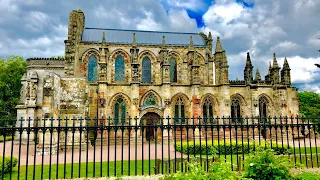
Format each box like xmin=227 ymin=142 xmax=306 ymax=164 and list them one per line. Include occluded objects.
xmin=84 ymin=27 xmax=200 ymax=35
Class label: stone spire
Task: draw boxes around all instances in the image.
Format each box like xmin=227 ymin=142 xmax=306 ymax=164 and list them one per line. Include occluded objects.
xmin=272 ymin=52 xmax=279 ymax=68
xmin=215 ymin=37 xmax=223 ymax=53
xmin=161 ymin=35 xmax=166 ymax=49
xmin=283 ymin=57 xmax=290 ymax=70
xmin=271 ymin=52 xmax=280 ymax=84
xmin=265 ymin=61 xmax=272 ymax=81
xmin=101 ymin=32 xmax=106 ymax=45
xmin=281 ymin=57 xmax=291 ymax=86
xmin=254 ymin=68 xmax=261 ymax=81
xmin=244 ymin=52 xmax=253 ymax=84
xmin=189 ymin=36 xmax=194 ymax=51
xmin=132 ymin=32 xmax=137 ymax=47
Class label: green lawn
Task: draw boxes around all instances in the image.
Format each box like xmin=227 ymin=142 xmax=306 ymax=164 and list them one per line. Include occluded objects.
xmin=0 ymin=135 xmax=14 ymax=142
xmin=3 ymin=160 xmax=156 ymax=180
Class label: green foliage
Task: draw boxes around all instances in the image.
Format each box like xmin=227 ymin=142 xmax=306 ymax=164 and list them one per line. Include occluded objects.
xmin=298 ymin=91 xmax=320 ymax=119
xmin=0 ymin=56 xmax=26 ymax=126
xmin=49 ymin=55 xmax=64 ymax=59
xmin=0 ymin=156 xmax=18 ymax=175
xmin=174 ymin=140 xmax=291 ymax=155
xmin=293 ymin=172 xmax=320 ymax=180
xmin=160 ymin=158 xmax=239 ymax=180
xmin=243 ymin=148 xmax=293 ymax=180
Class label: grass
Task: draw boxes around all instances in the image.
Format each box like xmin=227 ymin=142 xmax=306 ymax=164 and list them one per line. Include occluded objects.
xmin=3 ymin=160 xmax=156 ymax=180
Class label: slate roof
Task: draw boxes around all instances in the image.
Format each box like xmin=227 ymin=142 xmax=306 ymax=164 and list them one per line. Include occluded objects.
xmin=81 ymin=28 xmax=206 ymax=47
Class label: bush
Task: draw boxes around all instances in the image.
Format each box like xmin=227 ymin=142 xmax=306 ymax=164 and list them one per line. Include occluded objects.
xmin=174 ymin=140 xmax=291 ymax=155
xmin=0 ymin=156 xmax=18 ymax=175
xmin=160 ymin=158 xmax=239 ymax=180
xmin=243 ymin=148 xmax=293 ymax=180
xmin=294 ymin=172 xmax=320 ymax=180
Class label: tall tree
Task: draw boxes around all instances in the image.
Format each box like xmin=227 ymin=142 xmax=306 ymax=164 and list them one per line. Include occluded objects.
xmin=298 ymin=91 xmax=320 ymax=120
xmin=0 ymin=56 xmax=26 ymax=125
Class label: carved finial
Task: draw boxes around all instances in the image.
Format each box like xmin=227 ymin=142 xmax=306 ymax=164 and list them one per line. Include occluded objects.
xmin=161 ymin=35 xmax=166 ymax=48
xmin=208 ymin=31 xmax=212 ymax=40
xmin=255 ymin=68 xmax=261 ymax=81
xmin=272 ymin=52 xmax=279 ymax=68
xmin=132 ymin=32 xmax=137 ymax=46
xmin=189 ymin=36 xmax=194 ymax=50
xmin=102 ymin=32 xmax=106 ymax=44
xmin=246 ymin=52 xmax=252 ymax=67
xmin=215 ymin=37 xmax=223 ymax=53
xmin=283 ymin=57 xmax=290 ymax=70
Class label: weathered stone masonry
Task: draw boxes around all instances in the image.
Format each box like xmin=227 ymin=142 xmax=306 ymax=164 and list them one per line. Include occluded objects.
xmin=16 ymin=10 xmax=299 ymax=150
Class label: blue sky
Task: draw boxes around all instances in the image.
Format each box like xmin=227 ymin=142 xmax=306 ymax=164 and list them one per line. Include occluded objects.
xmin=0 ymin=0 xmax=319 ymax=92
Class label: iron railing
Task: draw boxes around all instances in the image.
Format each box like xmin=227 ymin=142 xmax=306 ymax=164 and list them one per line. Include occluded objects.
xmin=0 ymin=116 xmax=319 ymax=179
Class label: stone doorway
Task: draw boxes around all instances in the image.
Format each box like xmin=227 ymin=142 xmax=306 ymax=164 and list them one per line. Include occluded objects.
xmin=140 ymin=112 xmax=160 ymax=141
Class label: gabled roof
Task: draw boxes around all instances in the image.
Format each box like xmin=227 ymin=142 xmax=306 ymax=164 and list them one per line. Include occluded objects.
xmin=81 ymin=28 xmax=206 ymax=47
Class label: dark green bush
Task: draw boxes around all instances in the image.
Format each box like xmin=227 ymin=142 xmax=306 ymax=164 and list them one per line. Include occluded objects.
xmin=175 ymin=140 xmax=291 ymax=155
xmin=0 ymin=156 xmax=18 ymax=175
xmin=243 ymin=148 xmax=293 ymax=180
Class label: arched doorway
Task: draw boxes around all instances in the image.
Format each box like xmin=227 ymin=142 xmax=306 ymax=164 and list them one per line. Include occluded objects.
xmin=140 ymin=112 xmax=160 ymax=141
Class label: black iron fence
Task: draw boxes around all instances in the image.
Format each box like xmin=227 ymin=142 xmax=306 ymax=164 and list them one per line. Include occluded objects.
xmin=0 ymin=116 xmax=319 ymax=180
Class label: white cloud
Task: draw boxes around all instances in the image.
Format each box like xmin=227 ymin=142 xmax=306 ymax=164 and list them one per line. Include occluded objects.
xmin=137 ymin=11 xmax=162 ymax=31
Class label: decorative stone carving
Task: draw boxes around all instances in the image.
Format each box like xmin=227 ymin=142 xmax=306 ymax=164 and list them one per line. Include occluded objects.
xmin=99 ymin=98 xmax=106 ymax=108
xmin=43 ymin=74 xmax=54 ymax=96
xmin=133 ymin=98 xmax=139 ymax=105
xmin=164 ymin=99 xmax=171 ymax=106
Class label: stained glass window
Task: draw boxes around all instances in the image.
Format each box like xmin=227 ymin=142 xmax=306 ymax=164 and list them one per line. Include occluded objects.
xmin=202 ymin=98 xmax=214 ymax=123
xmin=115 ymin=56 xmax=125 ymax=82
xmin=144 ymin=94 xmax=157 ymax=105
xmin=231 ymin=99 xmax=241 ymax=123
xmin=169 ymin=58 xmax=177 ymax=83
xmin=174 ymin=97 xmax=186 ymax=123
xmin=114 ymin=98 xmax=126 ymax=124
xmin=87 ymin=55 xmax=97 ymax=82
xmin=142 ymin=56 xmax=151 ymax=83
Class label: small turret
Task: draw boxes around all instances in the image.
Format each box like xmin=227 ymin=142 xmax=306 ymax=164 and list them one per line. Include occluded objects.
xmin=189 ymin=36 xmax=194 ymax=51
xmin=132 ymin=32 xmax=137 ymax=47
xmin=271 ymin=52 xmax=280 ymax=84
xmin=214 ymin=37 xmax=229 ymax=85
xmin=244 ymin=52 xmax=253 ymax=84
xmin=161 ymin=35 xmax=166 ymax=49
xmin=215 ymin=37 xmax=223 ymax=53
xmin=254 ymin=68 xmax=261 ymax=81
xmin=281 ymin=57 xmax=291 ymax=86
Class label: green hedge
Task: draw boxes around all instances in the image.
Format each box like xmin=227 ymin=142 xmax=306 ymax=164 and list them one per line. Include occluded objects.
xmin=174 ymin=140 xmax=291 ymax=155
xmin=0 ymin=136 xmax=14 ymax=142
xmin=0 ymin=156 xmax=18 ymax=175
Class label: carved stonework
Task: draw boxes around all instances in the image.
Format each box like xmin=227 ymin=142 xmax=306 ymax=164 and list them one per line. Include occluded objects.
xmin=164 ymin=99 xmax=171 ymax=107
xmin=133 ymin=98 xmax=139 ymax=105
xmin=43 ymin=74 xmax=54 ymax=96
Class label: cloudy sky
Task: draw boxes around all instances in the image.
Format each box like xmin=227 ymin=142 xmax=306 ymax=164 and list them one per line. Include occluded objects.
xmin=0 ymin=0 xmax=319 ymax=92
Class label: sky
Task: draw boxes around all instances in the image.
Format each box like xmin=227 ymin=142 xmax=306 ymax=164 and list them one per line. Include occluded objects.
xmin=0 ymin=0 xmax=319 ymax=93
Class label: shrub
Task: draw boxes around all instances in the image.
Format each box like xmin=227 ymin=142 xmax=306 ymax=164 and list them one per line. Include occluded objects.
xmin=0 ymin=156 xmax=18 ymax=175
xmin=175 ymin=140 xmax=291 ymax=155
xmin=160 ymin=158 xmax=240 ymax=180
xmin=243 ymin=148 xmax=293 ymax=180
xmin=294 ymin=172 xmax=320 ymax=180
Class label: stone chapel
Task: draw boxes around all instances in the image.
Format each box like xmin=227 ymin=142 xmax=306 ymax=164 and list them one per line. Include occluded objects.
xmin=16 ymin=10 xmax=299 ymax=144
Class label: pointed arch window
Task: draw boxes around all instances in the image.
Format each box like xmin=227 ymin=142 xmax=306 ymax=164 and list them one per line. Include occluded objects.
xmin=142 ymin=56 xmax=152 ymax=83
xmin=115 ymin=55 xmax=125 ymax=82
xmin=231 ymin=99 xmax=241 ymax=123
xmin=144 ymin=93 xmax=157 ymax=106
xmin=169 ymin=58 xmax=177 ymax=83
xmin=202 ymin=98 xmax=214 ymax=123
xmin=259 ymin=97 xmax=268 ymax=119
xmin=174 ymin=97 xmax=186 ymax=123
xmin=87 ymin=55 xmax=98 ymax=82
xmin=114 ymin=98 xmax=126 ymax=124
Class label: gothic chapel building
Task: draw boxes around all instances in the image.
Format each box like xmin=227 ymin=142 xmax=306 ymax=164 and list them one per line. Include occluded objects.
xmin=17 ymin=10 xmax=299 ymax=143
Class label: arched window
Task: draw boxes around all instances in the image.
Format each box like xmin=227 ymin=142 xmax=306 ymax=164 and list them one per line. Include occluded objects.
xmin=259 ymin=97 xmax=268 ymax=119
xmin=142 ymin=56 xmax=151 ymax=83
xmin=231 ymin=99 xmax=241 ymax=123
xmin=144 ymin=93 xmax=157 ymax=106
xmin=115 ymin=55 xmax=125 ymax=82
xmin=169 ymin=58 xmax=177 ymax=83
xmin=174 ymin=97 xmax=185 ymax=123
xmin=87 ymin=55 xmax=97 ymax=82
xmin=114 ymin=98 xmax=126 ymax=124
xmin=202 ymin=98 xmax=214 ymax=123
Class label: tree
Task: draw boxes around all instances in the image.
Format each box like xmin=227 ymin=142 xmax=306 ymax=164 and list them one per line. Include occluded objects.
xmin=0 ymin=56 xmax=26 ymax=126
xmin=298 ymin=91 xmax=320 ymax=120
